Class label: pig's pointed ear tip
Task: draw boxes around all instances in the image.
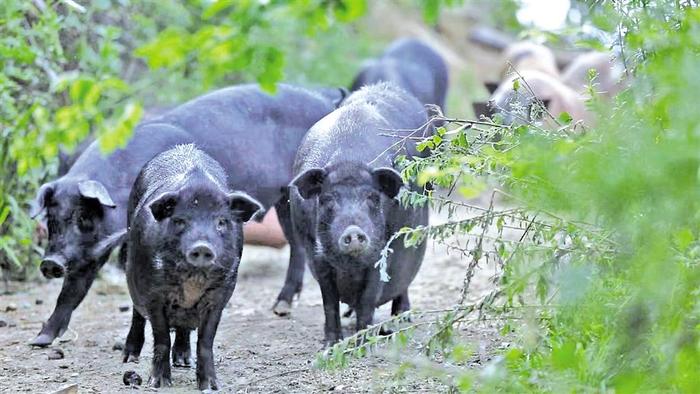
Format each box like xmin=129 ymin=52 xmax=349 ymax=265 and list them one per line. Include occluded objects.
xmin=78 ymin=180 xmax=116 ymax=208
xmin=250 ymin=207 xmax=266 ymax=223
xmin=251 ymin=202 xmax=266 ymax=222
xmin=229 ymin=192 xmax=265 ymax=223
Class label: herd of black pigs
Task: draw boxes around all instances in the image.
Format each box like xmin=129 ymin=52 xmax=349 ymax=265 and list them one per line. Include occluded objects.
xmin=23 ymin=38 xmax=623 ymax=390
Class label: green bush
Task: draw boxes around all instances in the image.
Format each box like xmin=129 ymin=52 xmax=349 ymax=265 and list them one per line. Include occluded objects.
xmin=319 ymin=1 xmax=700 ymax=392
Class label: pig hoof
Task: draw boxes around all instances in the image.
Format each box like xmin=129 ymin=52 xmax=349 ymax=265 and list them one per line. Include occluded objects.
xmin=272 ymin=300 xmax=292 ymax=317
xmin=122 ymin=352 xmax=140 ymax=363
xmin=378 ymin=326 xmax=394 ymax=336
xmin=172 ymin=353 xmax=191 ymax=368
xmin=323 ymin=337 xmax=342 ymax=348
xmin=29 ymin=333 xmax=55 ymax=347
xmin=198 ymin=376 xmax=219 ymax=391
xmin=148 ymin=375 xmax=172 ymax=388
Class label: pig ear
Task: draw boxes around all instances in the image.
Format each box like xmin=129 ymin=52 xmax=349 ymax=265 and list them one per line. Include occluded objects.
xmin=228 ymin=192 xmax=264 ymax=223
xmin=31 ymin=182 xmax=55 ymax=218
xmin=149 ymin=192 xmax=179 ymax=221
xmin=78 ymin=180 xmax=116 ymax=208
xmin=372 ymin=167 xmax=404 ymax=199
xmin=291 ymin=168 xmax=327 ymax=199
xmin=484 ymin=81 xmax=500 ymax=95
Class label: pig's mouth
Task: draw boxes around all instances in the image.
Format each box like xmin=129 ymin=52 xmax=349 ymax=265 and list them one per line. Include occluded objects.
xmin=40 ymin=252 xmax=103 ymax=279
xmin=330 ymin=250 xmax=381 ymax=269
xmin=345 ymin=249 xmax=370 ymax=259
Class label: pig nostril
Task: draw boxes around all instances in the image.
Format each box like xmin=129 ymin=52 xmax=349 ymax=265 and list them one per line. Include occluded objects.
xmin=41 ymin=259 xmax=65 ymax=278
xmin=357 ymin=234 xmax=367 ymax=243
xmin=343 ymin=235 xmax=352 ymax=245
xmin=187 ymin=244 xmax=216 ymax=265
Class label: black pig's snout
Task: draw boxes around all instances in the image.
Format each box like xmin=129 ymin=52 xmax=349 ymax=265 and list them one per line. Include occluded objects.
xmin=40 ymin=256 xmax=66 ymax=279
xmin=338 ymin=225 xmax=369 ymax=256
xmin=186 ymin=242 xmax=217 ymax=267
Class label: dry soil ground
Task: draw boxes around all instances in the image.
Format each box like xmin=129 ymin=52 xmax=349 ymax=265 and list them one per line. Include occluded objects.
xmin=0 ymin=207 xmax=505 ymax=394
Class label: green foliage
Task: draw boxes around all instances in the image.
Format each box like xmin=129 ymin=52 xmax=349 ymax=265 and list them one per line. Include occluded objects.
xmin=1 ymin=0 xmax=143 ymax=273
xmin=319 ymin=2 xmax=700 ymax=392
xmin=416 ymin=0 xmax=464 ymax=24
xmin=133 ymin=0 xmax=370 ymax=96
xmin=494 ymin=5 xmax=700 ymax=391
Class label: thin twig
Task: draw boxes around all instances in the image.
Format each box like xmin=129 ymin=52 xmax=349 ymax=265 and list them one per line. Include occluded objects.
xmin=369 ymin=118 xmax=434 ymax=165
xmin=458 ymin=190 xmax=497 ymax=304
xmin=616 ymin=3 xmax=631 ymax=78
xmin=507 ymin=62 xmax=563 ymax=128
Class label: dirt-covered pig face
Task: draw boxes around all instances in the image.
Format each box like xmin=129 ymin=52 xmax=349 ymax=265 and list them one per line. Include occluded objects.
xmin=148 ymin=183 xmax=263 ymax=270
xmin=33 ymin=179 xmax=117 ymax=279
xmin=293 ymin=162 xmax=404 ymax=265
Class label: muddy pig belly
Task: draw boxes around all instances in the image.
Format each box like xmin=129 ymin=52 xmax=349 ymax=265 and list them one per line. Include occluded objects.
xmin=165 ymin=275 xmax=212 ymax=330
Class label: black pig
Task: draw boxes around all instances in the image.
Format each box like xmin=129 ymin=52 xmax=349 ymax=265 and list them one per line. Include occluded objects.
xmin=351 ymin=38 xmax=448 ymax=112
xmin=126 ymin=144 xmax=262 ymax=389
xmin=287 ymin=83 xmax=430 ymax=345
xmin=29 ymin=84 xmax=344 ymax=347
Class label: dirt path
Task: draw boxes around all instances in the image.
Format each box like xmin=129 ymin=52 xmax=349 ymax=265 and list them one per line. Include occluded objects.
xmin=0 ymin=207 xmax=502 ymax=393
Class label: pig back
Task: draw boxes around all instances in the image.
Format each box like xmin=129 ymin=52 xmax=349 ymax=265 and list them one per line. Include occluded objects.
xmin=152 ymin=84 xmax=338 ymax=208
xmin=295 ymin=82 xmax=432 ymax=173
xmin=352 ymin=38 xmax=448 ymax=110
xmin=128 ymin=144 xmax=229 ymax=225
xmin=384 ymin=38 xmax=448 ymax=108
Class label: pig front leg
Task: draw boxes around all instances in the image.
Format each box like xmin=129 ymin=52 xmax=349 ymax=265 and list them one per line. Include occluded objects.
xmin=147 ymin=307 xmax=172 ymax=388
xmin=123 ymin=308 xmax=146 ymax=362
xmin=317 ymin=264 xmax=342 ymax=346
xmin=30 ymin=263 xmax=101 ymax=347
xmin=196 ymin=307 xmax=224 ymax=391
xmin=172 ymin=327 xmax=192 ymax=368
xmin=355 ymin=268 xmax=382 ymax=332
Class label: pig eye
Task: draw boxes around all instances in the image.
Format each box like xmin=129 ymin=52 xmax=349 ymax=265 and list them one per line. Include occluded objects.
xmin=172 ymin=218 xmax=186 ymax=230
xmin=77 ymin=214 xmax=94 ymax=233
xmin=319 ymin=194 xmax=335 ymax=206
xmin=216 ymin=217 xmax=228 ymax=231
